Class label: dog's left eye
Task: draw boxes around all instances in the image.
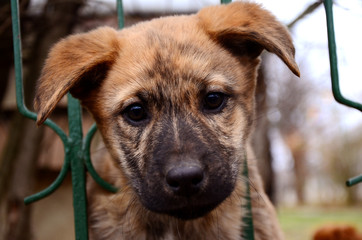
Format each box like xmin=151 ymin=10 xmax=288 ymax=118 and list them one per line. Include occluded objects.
xmin=203 ymin=92 xmax=227 ymax=113
xmin=123 ymin=103 xmax=148 ymax=124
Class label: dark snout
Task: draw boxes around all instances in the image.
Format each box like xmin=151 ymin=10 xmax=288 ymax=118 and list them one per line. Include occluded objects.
xmin=166 ymin=164 xmax=204 ymax=196
xmin=138 ymin=116 xmax=237 ymax=220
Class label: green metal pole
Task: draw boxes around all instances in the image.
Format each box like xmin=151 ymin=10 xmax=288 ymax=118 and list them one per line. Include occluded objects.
xmin=10 ymin=0 xmax=25 ymax=116
xmin=241 ymin=156 xmax=255 ymax=240
xmin=117 ymin=0 xmax=125 ymax=29
xmin=346 ymin=175 xmax=362 ymax=187
xmin=324 ymin=0 xmax=362 ymax=112
xmin=67 ymin=93 xmax=88 ymax=240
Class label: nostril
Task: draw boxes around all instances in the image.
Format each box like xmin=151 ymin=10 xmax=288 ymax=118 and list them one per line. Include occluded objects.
xmin=167 ymin=178 xmax=180 ymax=189
xmin=191 ymin=174 xmax=203 ymax=186
xmin=166 ymin=165 xmax=204 ymax=196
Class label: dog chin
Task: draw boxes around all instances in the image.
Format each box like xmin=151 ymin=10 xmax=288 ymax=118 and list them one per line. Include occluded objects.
xmin=140 ymin=189 xmax=234 ymax=220
xmin=164 ymin=202 xmax=221 ymax=220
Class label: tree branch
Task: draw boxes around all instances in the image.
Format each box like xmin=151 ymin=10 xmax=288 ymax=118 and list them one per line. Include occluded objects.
xmin=287 ymin=0 xmax=324 ymax=29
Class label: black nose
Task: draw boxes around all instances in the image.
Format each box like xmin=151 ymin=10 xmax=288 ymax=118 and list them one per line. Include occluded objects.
xmin=166 ymin=165 xmax=204 ymax=196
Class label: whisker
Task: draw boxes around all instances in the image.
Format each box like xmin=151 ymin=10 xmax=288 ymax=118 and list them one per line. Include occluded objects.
xmin=214 ymin=207 xmax=221 ymax=240
xmin=174 ymin=216 xmax=182 ymax=240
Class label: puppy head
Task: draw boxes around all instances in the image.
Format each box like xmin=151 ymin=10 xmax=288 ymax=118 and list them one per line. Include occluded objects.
xmin=35 ymin=2 xmax=299 ymax=220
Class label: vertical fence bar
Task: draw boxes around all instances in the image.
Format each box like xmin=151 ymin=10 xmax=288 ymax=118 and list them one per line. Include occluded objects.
xmin=241 ymin=157 xmax=255 ymax=240
xmin=67 ymin=93 xmax=88 ymax=239
xmin=10 ymin=0 xmax=26 ymax=116
xmin=117 ymin=0 xmax=125 ymax=29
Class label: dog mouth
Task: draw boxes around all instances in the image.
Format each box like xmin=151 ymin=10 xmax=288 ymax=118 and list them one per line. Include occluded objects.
xmin=138 ymin=180 xmax=235 ymax=220
xmin=164 ymin=200 xmax=222 ymax=220
xmin=141 ymin=195 xmax=228 ymax=220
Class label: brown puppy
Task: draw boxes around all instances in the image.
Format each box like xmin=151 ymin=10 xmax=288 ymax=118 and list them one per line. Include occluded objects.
xmin=35 ymin=2 xmax=299 ymax=239
xmin=313 ymin=225 xmax=362 ymax=240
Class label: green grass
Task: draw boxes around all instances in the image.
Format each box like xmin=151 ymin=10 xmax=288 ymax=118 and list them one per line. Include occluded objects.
xmin=278 ymin=206 xmax=362 ymax=240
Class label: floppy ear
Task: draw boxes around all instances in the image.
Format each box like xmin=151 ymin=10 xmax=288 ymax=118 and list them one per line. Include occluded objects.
xmin=34 ymin=26 xmax=120 ymax=125
xmin=198 ymin=2 xmax=300 ymax=77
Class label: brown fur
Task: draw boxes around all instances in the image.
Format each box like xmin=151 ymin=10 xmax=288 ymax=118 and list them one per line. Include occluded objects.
xmin=313 ymin=225 xmax=362 ymax=240
xmin=34 ymin=2 xmax=299 ymax=239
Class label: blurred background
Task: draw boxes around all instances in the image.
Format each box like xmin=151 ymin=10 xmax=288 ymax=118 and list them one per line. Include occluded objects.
xmin=0 ymin=0 xmax=361 ymax=239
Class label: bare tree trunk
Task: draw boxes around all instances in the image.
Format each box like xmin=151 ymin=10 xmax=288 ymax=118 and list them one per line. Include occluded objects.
xmin=249 ymin=1 xmax=323 ymax=207
xmin=0 ymin=1 xmax=84 ymax=239
xmin=285 ymin=130 xmax=306 ymax=205
xmin=1 ymin=116 xmax=42 ymax=240
xmin=251 ymin=63 xmax=276 ymax=204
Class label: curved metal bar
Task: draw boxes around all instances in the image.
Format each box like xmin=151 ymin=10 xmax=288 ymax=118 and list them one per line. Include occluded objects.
xmin=11 ymin=0 xmax=68 ymax=144
xmin=324 ymin=0 xmax=362 ymax=187
xmin=12 ymin=0 xmax=71 ymax=205
xmin=24 ymin=149 xmax=71 ymax=204
xmin=43 ymin=119 xmax=68 ymax=145
xmin=324 ymin=0 xmax=362 ymax=112
xmin=83 ymin=124 xmax=118 ymax=193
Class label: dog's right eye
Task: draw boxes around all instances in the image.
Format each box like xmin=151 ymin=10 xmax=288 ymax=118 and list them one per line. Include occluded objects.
xmin=203 ymin=92 xmax=227 ymax=113
xmin=123 ymin=103 xmax=148 ymax=124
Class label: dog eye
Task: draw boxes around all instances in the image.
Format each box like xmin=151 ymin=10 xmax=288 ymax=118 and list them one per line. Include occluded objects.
xmin=123 ymin=103 xmax=148 ymax=124
xmin=203 ymin=92 xmax=226 ymax=112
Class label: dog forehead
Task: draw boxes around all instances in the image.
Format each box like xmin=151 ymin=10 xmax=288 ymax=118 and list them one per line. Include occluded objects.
xmin=120 ymin=14 xmax=202 ymax=44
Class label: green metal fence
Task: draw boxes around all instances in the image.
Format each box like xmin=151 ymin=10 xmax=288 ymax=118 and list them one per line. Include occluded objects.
xmin=11 ymin=0 xmax=120 ymax=239
xmin=323 ymin=0 xmax=362 ymax=187
xmin=10 ymin=0 xmax=361 ymax=239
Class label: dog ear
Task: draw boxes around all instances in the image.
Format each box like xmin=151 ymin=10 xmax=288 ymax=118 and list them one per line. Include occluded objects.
xmin=198 ymin=2 xmax=300 ymax=77
xmin=34 ymin=27 xmax=120 ymax=125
